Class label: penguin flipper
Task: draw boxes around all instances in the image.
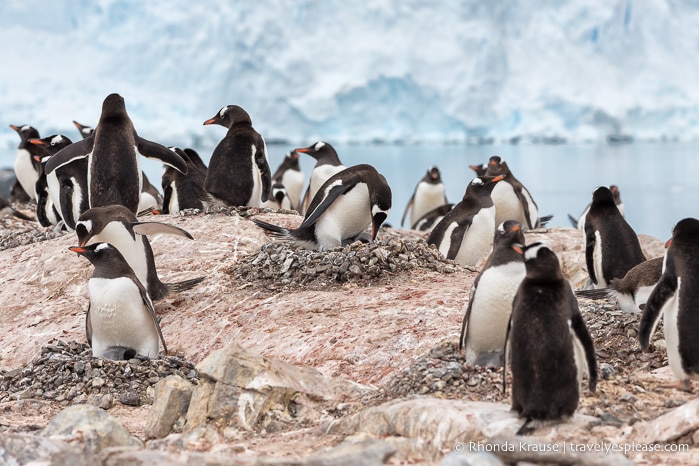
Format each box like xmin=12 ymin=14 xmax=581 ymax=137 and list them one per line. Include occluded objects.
xmin=44 ymin=137 xmax=93 ymax=174
xmin=536 ymin=214 xmax=553 ymax=228
xmin=139 ymin=285 xmax=168 ymax=356
xmin=137 ymin=136 xmax=188 ymax=174
xmin=9 ymin=207 xmax=34 ymax=222
xmin=255 ymin=144 xmax=272 ymax=203
xmin=569 ymin=296 xmax=598 ymax=392
xmin=502 ymin=314 xmax=513 ymax=394
xmin=584 ymin=225 xmax=598 ymax=285
xmin=567 ymin=214 xmax=579 ymax=228
xmin=132 ymin=221 xmax=194 ymax=240
xmin=400 ymin=193 xmax=415 ymax=228
xmin=252 ymin=218 xmax=291 ymax=238
xmin=639 ymin=274 xmax=677 ymax=350
xmin=165 ymin=276 xmax=206 ymax=294
xmin=85 ymin=304 xmax=93 ymax=347
xmin=459 ymin=279 xmax=480 ymax=350
xmin=300 ymin=183 xmax=354 ymax=229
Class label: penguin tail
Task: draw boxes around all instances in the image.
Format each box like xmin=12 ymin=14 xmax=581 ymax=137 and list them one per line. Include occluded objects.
xmin=516 ymin=417 xmax=538 ymax=436
xmin=536 ymin=214 xmax=554 ymax=228
xmin=574 ymin=288 xmax=612 ymax=300
xmin=567 ymin=214 xmax=579 ymax=228
xmin=11 ymin=207 xmax=35 ymax=222
xmin=166 ymin=276 xmax=206 ymax=294
xmin=252 ymin=218 xmax=291 ymax=238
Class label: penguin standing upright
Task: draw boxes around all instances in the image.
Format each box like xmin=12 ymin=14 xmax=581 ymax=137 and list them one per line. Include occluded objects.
xmin=401 ymin=166 xmax=449 ymax=229
xmin=75 ymin=205 xmax=205 ymax=301
xmin=253 ymin=164 xmax=391 ymax=251
xmin=161 ymin=147 xmax=207 ymax=214
xmin=45 ymin=94 xmax=187 ymax=214
xmin=10 ymin=124 xmax=42 ymax=200
xmin=202 ymin=105 xmax=271 ymax=208
xmin=427 ymin=175 xmax=504 ymax=267
xmin=459 ymin=220 xmax=526 ymax=367
xmin=69 ymin=242 xmax=167 ymax=360
xmin=575 ymin=257 xmax=663 ymax=313
xmin=583 ymin=186 xmax=646 ymax=289
xmin=29 ymin=134 xmax=73 ymax=227
xmin=295 ymin=142 xmax=346 ymax=215
xmin=271 ymin=151 xmax=304 ymax=210
xmin=505 ymin=242 xmax=597 ymax=434
xmin=568 ymin=184 xmax=624 ymax=229
xmin=484 ymin=156 xmax=550 ymax=230
xmin=639 ymin=218 xmax=699 ymax=392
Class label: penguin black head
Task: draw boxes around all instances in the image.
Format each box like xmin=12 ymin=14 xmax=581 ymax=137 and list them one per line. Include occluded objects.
xmin=69 ymin=242 xmax=131 ymax=270
xmin=76 ymin=205 xmax=139 ymax=246
xmin=370 ymin=173 xmax=392 ymax=240
xmin=426 ymin=166 xmax=442 ymax=183
xmin=519 ymin=242 xmax=564 ymax=282
xmin=495 ymin=220 xmax=525 ymax=248
xmin=469 ymin=163 xmax=487 ymax=177
xmin=101 ymin=93 xmax=127 ymax=119
xmin=463 ymin=175 xmax=504 ymax=200
xmin=30 ymin=134 xmax=73 ymax=157
xmin=668 ymin=218 xmax=699 ymax=250
xmin=203 ymin=105 xmax=252 ymax=129
xmin=484 ymin=156 xmax=512 ymax=177
xmin=72 ymin=120 xmax=95 ymax=139
xmin=10 ymin=124 xmax=40 ymax=144
xmin=590 ymin=186 xmax=616 ymax=207
xmin=272 ymin=182 xmax=287 ymax=205
xmin=294 ymin=142 xmax=342 ymax=165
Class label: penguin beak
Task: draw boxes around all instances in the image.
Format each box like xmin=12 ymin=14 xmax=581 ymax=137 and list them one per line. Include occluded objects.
xmin=512 ymin=244 xmax=524 ymax=255
xmin=29 ymin=139 xmax=45 ymax=146
xmin=510 ymin=224 xmax=521 ymax=232
xmin=69 ymin=246 xmax=87 ymax=254
xmin=491 ymin=175 xmax=505 ymax=183
xmin=32 ymin=155 xmax=42 ymax=163
xmin=665 ymin=239 xmax=672 ymax=248
xmin=294 ymin=148 xmax=310 ymax=153
xmin=9 ymin=124 xmax=19 ymax=131
xmin=202 ymin=117 xmax=217 ymax=125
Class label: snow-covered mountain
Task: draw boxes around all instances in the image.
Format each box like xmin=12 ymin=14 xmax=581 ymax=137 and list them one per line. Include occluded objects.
xmin=2 ymin=0 xmax=699 ymax=152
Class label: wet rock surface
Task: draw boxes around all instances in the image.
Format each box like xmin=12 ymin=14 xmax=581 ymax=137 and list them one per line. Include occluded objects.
xmin=0 ymin=340 xmax=199 ymax=412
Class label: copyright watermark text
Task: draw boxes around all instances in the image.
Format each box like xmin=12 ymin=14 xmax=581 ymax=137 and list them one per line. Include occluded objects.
xmin=454 ymin=440 xmax=689 ymax=455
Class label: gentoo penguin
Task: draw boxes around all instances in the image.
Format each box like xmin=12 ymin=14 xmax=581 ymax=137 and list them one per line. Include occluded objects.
xmin=69 ymin=242 xmax=167 ymax=360
xmin=459 ymin=220 xmax=526 ymax=367
xmin=427 ymin=175 xmax=504 ymax=267
xmin=161 ymin=147 xmax=206 ymax=214
xmin=262 ymin=181 xmax=294 ymax=211
xmin=72 ymin=120 xmax=95 ymax=139
xmin=10 ymin=124 xmax=42 ymax=200
xmin=575 ymin=257 xmax=663 ymax=313
xmin=584 ymin=186 xmax=645 ymax=289
xmin=504 ymin=242 xmax=597 ymax=434
xmin=484 ymin=156 xmax=550 ymax=230
xmin=29 ymin=134 xmax=74 ymax=228
xmin=639 ymin=218 xmax=699 ymax=392
xmin=75 ymin=205 xmax=205 ymax=301
xmin=202 ymin=105 xmax=271 ymax=208
xmin=412 ymin=203 xmax=454 ymax=232
xmin=45 ymin=93 xmax=187 ymax=214
xmin=568 ymin=184 xmax=624 ymax=229
xmin=469 ymin=163 xmax=488 ymax=177
xmin=271 ymin=151 xmax=304 ymax=210
xmin=296 ymin=142 xmax=346 ymax=215
xmin=252 ymin=164 xmax=391 ymax=251
xmin=401 ymin=166 xmax=449 ymax=229
xmin=71 ymin=118 xmax=161 ymax=215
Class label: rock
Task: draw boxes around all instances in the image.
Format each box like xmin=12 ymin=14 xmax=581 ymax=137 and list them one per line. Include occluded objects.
xmin=0 ymin=433 xmax=71 ymax=465
xmin=634 ymin=397 xmax=699 ymax=443
xmin=185 ymin=344 xmax=371 ymax=433
xmin=305 ymin=438 xmax=395 ymax=465
xmin=439 ymin=451 xmax=505 ymax=466
xmin=145 ymin=375 xmax=195 ymax=439
xmin=42 ymin=404 xmax=142 ymax=452
xmin=484 ymin=434 xmax=634 ymax=466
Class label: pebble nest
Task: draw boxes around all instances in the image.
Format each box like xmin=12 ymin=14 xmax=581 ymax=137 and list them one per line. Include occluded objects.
xmin=0 ymin=340 xmax=199 ymax=409
xmin=371 ymin=299 xmax=682 ymax=425
xmin=231 ymin=231 xmax=459 ymax=291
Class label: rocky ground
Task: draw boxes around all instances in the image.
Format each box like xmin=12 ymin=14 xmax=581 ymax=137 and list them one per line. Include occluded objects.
xmin=0 ymin=205 xmax=697 ymax=465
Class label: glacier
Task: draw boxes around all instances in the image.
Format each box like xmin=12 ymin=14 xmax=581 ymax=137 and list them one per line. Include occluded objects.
xmin=2 ymin=0 xmax=699 ymax=156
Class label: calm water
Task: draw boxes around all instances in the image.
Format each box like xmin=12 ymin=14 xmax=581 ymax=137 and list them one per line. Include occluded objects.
xmin=139 ymin=141 xmax=697 ymax=241
xmin=4 ymin=141 xmax=695 ymax=241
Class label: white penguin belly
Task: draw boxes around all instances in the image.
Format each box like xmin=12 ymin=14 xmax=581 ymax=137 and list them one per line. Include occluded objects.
xmin=308 ymin=165 xmax=346 ymax=203
xmin=281 ymin=169 xmax=304 ymax=210
xmin=313 ymin=183 xmax=371 ymax=250
xmin=46 ymin=172 xmax=63 ymax=218
xmin=464 ymin=262 xmax=526 ymax=364
xmin=411 ymin=183 xmax=446 ymax=227
xmin=168 ymin=180 xmax=180 ymax=213
xmin=14 ymin=149 xmax=38 ymax=199
xmin=593 ymin=230 xmax=606 ymax=288
xmin=88 ymin=277 xmax=160 ymax=358
xmin=138 ymin=192 xmax=159 ymax=212
xmin=247 ymin=144 xmax=266 ymax=208
xmin=89 ymin=223 xmax=150 ymax=291
xmin=71 ymin=177 xmax=86 ymax=227
xmin=453 ymin=207 xmax=496 ymax=266
xmin=490 ymin=183 xmax=524 ymax=227
xmin=662 ymin=278 xmax=684 ymax=381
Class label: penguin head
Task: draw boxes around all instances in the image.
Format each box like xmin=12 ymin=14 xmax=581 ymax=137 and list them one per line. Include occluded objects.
xmin=495 ymin=220 xmax=525 ymax=248
xmin=203 ymin=105 xmax=251 ymax=128
xmin=10 ymin=124 xmax=40 ymax=143
xmin=590 ymin=186 xmax=616 ymax=207
xmin=101 ymin=93 xmax=127 ymax=119
xmin=294 ymin=142 xmax=342 ymax=165
xmin=272 ymin=182 xmax=287 ymax=205
xmin=72 ymin=120 xmax=94 ymax=139
xmin=519 ymin=242 xmax=564 ymax=282
xmin=30 ymin=134 xmax=73 ymax=156
xmin=69 ymin=242 xmax=121 ymax=264
xmin=425 ymin=166 xmax=442 ymax=183
xmin=669 ymin=217 xmax=699 ymax=248
xmin=463 ymin=175 xmax=505 ymax=199
xmin=76 ymin=205 xmax=139 ymax=246
xmin=468 ymin=163 xmax=487 ymax=177
xmin=484 ymin=156 xmax=511 ymax=177
xmin=370 ymin=173 xmax=392 ymax=240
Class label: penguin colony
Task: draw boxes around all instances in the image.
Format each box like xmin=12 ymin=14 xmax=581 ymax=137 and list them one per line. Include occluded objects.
xmin=4 ymin=92 xmax=697 ymax=436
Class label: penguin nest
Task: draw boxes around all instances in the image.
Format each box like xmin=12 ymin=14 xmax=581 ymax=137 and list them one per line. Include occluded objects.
xmin=0 ymin=340 xmax=199 ymax=410
xmin=231 ymin=232 xmax=458 ymax=291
